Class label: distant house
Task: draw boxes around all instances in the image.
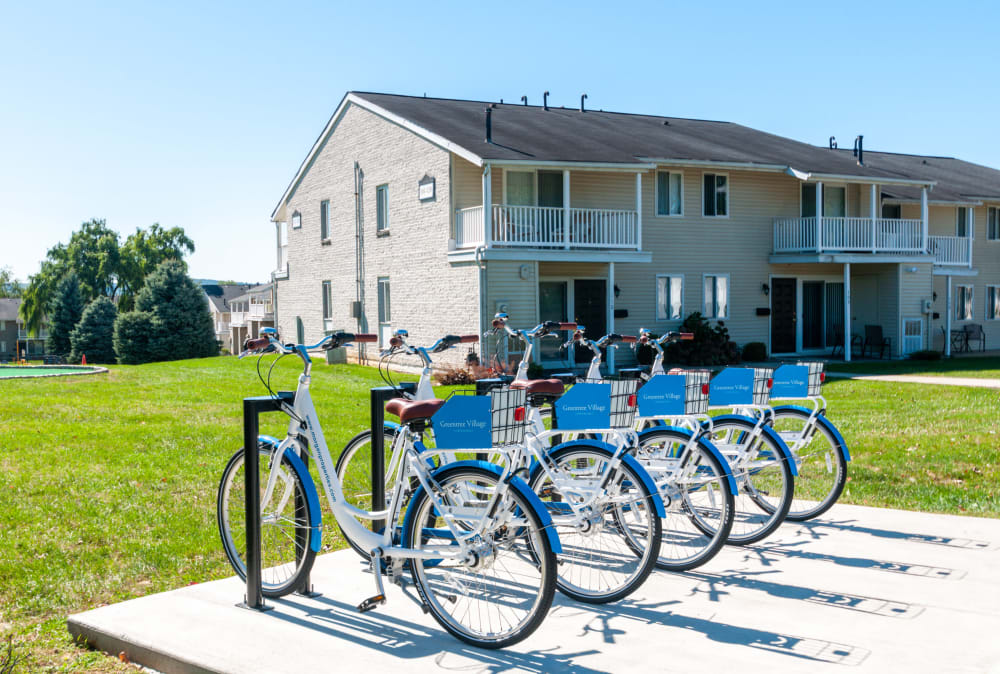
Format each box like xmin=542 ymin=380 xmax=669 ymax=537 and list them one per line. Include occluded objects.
xmin=228 ymin=283 xmax=275 ymax=353
xmin=203 ymin=283 xmax=252 ymax=353
xmin=0 ymin=298 xmax=48 ymax=360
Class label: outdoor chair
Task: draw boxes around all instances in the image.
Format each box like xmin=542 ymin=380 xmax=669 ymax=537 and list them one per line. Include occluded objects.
xmin=862 ymin=324 xmax=891 ymax=359
xmin=830 ymin=330 xmax=863 ymax=358
xmin=964 ymin=323 xmax=986 ymax=352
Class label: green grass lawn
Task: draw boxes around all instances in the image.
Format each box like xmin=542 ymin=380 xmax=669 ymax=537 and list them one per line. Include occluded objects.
xmin=827 ymin=355 xmax=1000 ymax=378
xmin=1 ymin=356 xmax=998 ymax=671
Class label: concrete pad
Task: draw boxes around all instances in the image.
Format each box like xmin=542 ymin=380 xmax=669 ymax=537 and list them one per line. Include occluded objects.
xmin=68 ymin=503 xmax=1000 ymax=673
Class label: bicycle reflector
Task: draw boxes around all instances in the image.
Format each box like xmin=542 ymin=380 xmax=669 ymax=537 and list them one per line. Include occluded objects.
xmin=767 ymin=378 xmax=774 ymax=388
xmin=820 ymin=372 xmax=826 ymax=383
xmin=627 ymin=394 xmax=637 ymax=408
xmin=701 ymin=383 xmax=710 ymax=395
xmin=514 ymin=406 xmax=526 ymax=422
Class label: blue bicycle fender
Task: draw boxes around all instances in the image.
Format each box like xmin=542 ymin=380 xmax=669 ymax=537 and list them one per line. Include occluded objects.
xmin=772 ymin=405 xmax=851 ymax=462
xmin=706 ymin=415 xmax=799 ymax=477
xmin=255 ymin=435 xmax=323 ymax=553
xmin=401 ymin=460 xmax=562 ymax=555
xmin=637 ymin=426 xmax=738 ymax=496
xmin=531 ymin=439 xmax=666 ymax=518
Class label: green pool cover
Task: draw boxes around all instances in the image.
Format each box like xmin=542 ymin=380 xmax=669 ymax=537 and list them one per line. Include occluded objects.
xmin=0 ymin=366 xmax=101 ymax=378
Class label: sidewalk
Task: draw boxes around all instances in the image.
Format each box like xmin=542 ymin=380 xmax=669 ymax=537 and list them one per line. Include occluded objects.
xmin=826 ymin=372 xmax=1000 ymax=389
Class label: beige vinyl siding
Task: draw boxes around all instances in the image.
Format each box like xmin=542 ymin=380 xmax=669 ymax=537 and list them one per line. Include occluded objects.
xmin=568 ymin=172 xmax=635 ymax=210
xmin=898 ymin=262 xmax=933 ymax=353
xmin=975 ymin=203 xmax=1000 ymax=347
xmin=452 ymin=156 xmax=482 ymax=210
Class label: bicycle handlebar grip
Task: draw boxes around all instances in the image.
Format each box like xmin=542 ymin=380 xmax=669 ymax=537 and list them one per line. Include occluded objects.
xmin=558 ymin=322 xmax=578 ymax=331
xmin=680 ymin=333 xmax=694 ymax=341
xmin=353 ymin=334 xmax=378 ymax=343
xmin=621 ymin=335 xmax=638 ymax=344
xmin=244 ymin=337 xmax=270 ymax=351
xmin=459 ymin=335 xmax=480 ymax=343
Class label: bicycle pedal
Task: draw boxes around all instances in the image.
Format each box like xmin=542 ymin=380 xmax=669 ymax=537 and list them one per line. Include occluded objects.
xmin=357 ymin=594 xmax=386 ymax=613
xmin=420 ymin=602 xmax=431 ymax=614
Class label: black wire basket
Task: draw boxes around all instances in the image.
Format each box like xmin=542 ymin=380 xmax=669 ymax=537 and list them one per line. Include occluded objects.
xmin=682 ymin=370 xmax=711 ymax=415
xmin=752 ymin=367 xmax=775 ymax=406
xmin=446 ymin=387 xmax=529 ymax=448
xmin=796 ymin=361 xmax=825 ymax=397
xmin=580 ymin=376 xmax=640 ymax=429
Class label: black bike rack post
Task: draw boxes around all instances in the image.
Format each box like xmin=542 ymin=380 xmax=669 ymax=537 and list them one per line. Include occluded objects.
xmin=369 ymin=383 xmax=415 ymax=533
xmin=239 ymin=392 xmax=294 ymax=612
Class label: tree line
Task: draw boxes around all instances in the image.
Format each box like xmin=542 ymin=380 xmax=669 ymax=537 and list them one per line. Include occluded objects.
xmin=18 ymin=219 xmax=218 ymax=364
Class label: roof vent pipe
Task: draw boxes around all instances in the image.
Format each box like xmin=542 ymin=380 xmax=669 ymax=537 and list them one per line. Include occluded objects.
xmin=829 ymin=136 xmax=837 ymax=149
xmin=580 ymin=93 xmax=588 ymax=112
xmin=484 ymin=106 xmax=492 ymax=143
xmin=543 ymin=91 xmax=550 ymax=111
xmin=521 ymin=95 xmax=527 ymax=105
xmin=853 ymin=135 xmax=864 ymax=165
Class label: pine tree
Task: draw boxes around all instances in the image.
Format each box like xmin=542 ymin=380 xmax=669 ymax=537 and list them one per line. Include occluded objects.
xmin=113 ymin=311 xmax=155 ymax=364
xmin=46 ymin=272 xmax=84 ymax=356
xmin=70 ymin=297 xmax=118 ymax=364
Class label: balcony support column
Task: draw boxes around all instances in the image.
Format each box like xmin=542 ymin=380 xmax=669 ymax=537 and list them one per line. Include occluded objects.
xmin=482 ymin=164 xmax=493 ymax=248
xmin=607 ymin=262 xmax=615 ymax=374
xmin=844 ymin=262 xmax=851 ymax=362
xmin=563 ymin=170 xmax=571 ymax=250
xmin=946 ymin=274 xmax=953 ymax=357
xmin=870 ymin=183 xmax=878 ymax=252
xmin=635 ymin=172 xmax=643 ymax=251
xmin=815 ymin=182 xmax=824 ymax=252
xmin=920 ymin=186 xmax=929 ymax=252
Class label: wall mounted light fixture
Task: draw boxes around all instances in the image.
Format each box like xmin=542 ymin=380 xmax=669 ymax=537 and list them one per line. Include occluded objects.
xmin=614 ymin=284 xmax=621 ymax=298
xmin=761 ymin=283 xmax=770 ymax=296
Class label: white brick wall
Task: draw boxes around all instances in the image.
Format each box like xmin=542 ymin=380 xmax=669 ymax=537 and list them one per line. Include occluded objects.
xmin=275 ymin=103 xmax=481 ymax=368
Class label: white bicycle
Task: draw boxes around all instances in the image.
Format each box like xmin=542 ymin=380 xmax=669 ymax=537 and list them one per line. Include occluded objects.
xmin=216 ymin=329 xmax=559 ymax=648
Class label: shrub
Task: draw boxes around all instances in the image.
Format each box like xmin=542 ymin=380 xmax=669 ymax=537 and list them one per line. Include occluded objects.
xmin=434 ymin=365 xmax=477 ymax=386
xmin=664 ymin=312 xmax=741 ymax=366
xmin=113 ymin=311 xmax=155 ymax=364
xmin=70 ymin=297 xmax=117 ymax=363
xmin=909 ymin=349 xmax=942 ymax=361
xmin=741 ymin=342 xmax=768 ymax=362
xmin=527 ymin=362 xmax=546 ymax=380
xmin=46 ymin=271 xmax=84 ymax=356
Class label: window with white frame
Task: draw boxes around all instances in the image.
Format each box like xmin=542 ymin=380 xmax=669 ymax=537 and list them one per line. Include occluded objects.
xmin=987 ymin=285 xmax=1000 ymax=321
xmin=322 ymin=281 xmax=333 ymax=327
xmin=988 ymin=207 xmax=999 ymax=241
xmin=956 ymin=207 xmax=972 ymax=238
xmin=656 ymin=275 xmax=683 ymax=320
xmin=656 ymin=171 xmax=683 ymax=216
xmin=956 ymin=285 xmax=973 ymax=320
xmin=320 ymin=200 xmax=330 ymax=240
xmin=377 ymin=277 xmax=391 ymax=345
xmin=291 ymin=211 xmax=301 ymax=229
xmin=376 ymin=184 xmax=389 ymax=232
xmin=703 ymin=274 xmax=729 ymax=319
xmin=506 ymin=171 xmax=535 ymax=206
xmin=702 ymin=173 xmax=728 ymax=217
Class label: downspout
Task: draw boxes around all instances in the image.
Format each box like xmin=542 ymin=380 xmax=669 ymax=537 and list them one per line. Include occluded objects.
xmin=354 ymin=161 xmax=367 ymax=362
xmin=475 ymin=244 xmax=487 ymax=365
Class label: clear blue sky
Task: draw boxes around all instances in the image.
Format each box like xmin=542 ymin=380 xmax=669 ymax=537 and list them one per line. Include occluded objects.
xmin=2 ymin=0 xmax=998 ymax=283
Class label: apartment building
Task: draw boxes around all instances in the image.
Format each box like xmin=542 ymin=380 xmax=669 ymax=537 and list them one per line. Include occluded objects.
xmin=269 ymin=92 xmax=999 ymax=369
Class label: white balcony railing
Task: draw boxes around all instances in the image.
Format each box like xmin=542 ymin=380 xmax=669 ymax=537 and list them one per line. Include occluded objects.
xmin=774 ymin=217 xmax=925 ymax=254
xmin=454 ymin=205 xmax=640 ymax=251
xmin=274 ymin=245 xmax=289 ymax=279
xmin=928 ymin=235 xmax=973 ymax=266
xmin=230 ymin=312 xmax=247 ymax=328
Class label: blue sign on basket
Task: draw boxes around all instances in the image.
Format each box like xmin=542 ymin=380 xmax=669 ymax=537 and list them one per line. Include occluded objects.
xmin=771 ymin=364 xmax=809 ymax=399
xmin=637 ymin=374 xmax=686 ymax=417
xmin=555 ymin=383 xmax=611 ymax=430
xmin=432 ymin=395 xmax=492 ymax=449
xmin=709 ymin=368 xmax=755 ymax=406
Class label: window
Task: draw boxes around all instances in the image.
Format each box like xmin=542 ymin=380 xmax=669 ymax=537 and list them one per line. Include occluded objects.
xmin=322 ymin=281 xmax=333 ymax=325
xmin=703 ymin=274 xmax=729 ymax=319
xmin=987 ymin=286 xmax=1000 ymax=321
xmin=882 ymin=203 xmax=902 ymax=219
xmin=376 ymin=184 xmax=389 ymax=232
xmin=320 ymin=200 xmax=330 ymax=240
xmin=703 ymin=174 xmax=728 ymax=217
xmin=291 ymin=211 xmax=301 ymax=229
xmin=956 ymin=285 xmax=973 ymax=320
xmin=656 ymin=275 xmax=683 ymax=320
xmin=956 ymin=207 xmax=971 ymax=238
xmin=801 ymin=184 xmax=846 ymax=217
xmin=377 ymin=277 xmax=391 ymax=346
xmin=506 ymin=171 xmax=535 ymax=206
xmin=656 ymin=171 xmax=683 ymax=216
xmin=988 ymin=207 xmax=999 ymax=241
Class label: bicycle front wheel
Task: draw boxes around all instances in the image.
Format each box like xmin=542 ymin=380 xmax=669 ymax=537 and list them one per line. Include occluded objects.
xmin=217 ymin=444 xmax=317 ymax=597
xmin=707 ymin=419 xmax=794 ymax=545
xmin=404 ymin=465 xmax=556 ymax=649
xmin=770 ymin=408 xmax=847 ymax=521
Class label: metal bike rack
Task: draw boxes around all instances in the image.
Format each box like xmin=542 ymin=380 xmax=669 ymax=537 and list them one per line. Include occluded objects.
xmin=369 ymin=383 xmax=415 ymax=532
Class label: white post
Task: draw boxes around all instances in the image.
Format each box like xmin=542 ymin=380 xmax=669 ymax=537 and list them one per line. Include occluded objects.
xmin=563 ymin=169 xmax=571 ymax=250
xmin=607 ymin=262 xmax=616 ymax=374
xmin=968 ymin=207 xmax=974 ymax=268
xmin=482 ymin=164 xmax=492 ymax=248
xmin=635 ymin=172 xmax=643 ymax=250
xmin=920 ymin=186 xmax=929 ymax=252
xmin=870 ymin=183 xmax=878 ymax=252
xmin=844 ymin=262 xmax=852 ymax=362
xmin=946 ymin=274 xmax=953 ymax=357
xmin=816 ymin=182 xmax=824 ymax=252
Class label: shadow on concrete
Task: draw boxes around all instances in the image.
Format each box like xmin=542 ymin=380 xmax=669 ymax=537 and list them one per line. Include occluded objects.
xmin=551 ymin=598 xmax=871 ymax=666
xmin=745 ymin=541 xmax=966 ymax=580
xmin=790 ymin=518 xmax=992 ymax=550
xmin=682 ymin=569 xmax=924 ymax=619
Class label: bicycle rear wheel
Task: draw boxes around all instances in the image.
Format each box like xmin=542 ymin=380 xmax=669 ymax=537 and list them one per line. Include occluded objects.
xmin=403 ymin=465 xmax=556 ymax=649
xmin=770 ymin=408 xmax=847 ymax=521
xmin=335 ymin=426 xmax=403 ymax=559
xmin=217 ymin=444 xmax=318 ymax=597
xmin=707 ymin=419 xmax=794 ymax=545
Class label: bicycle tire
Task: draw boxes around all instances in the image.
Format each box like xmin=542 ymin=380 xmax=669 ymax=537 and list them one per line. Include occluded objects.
xmin=403 ymin=464 xmax=557 ymax=648
xmin=335 ymin=426 xmax=403 ymax=559
xmin=217 ymin=444 xmax=318 ymax=598
xmin=635 ymin=428 xmax=735 ymax=571
xmin=769 ymin=408 xmax=848 ymax=521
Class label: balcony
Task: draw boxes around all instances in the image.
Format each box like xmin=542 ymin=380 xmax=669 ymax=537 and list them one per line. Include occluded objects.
xmin=928 ymin=235 xmax=973 ymax=267
xmin=773 ymin=217 xmax=926 ymax=254
xmin=274 ymin=245 xmax=289 ymax=280
xmin=454 ymin=205 xmax=640 ymax=251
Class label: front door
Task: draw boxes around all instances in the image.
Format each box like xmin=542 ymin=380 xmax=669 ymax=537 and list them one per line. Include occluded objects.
xmin=537 ymin=171 xmax=564 ymax=208
xmin=771 ymin=277 xmax=797 ymax=353
xmin=802 ymin=281 xmax=824 ymax=349
xmin=538 ymin=280 xmax=570 ymax=364
xmin=573 ymin=279 xmax=606 ymax=363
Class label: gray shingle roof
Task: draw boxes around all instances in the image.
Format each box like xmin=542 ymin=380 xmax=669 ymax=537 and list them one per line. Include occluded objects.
xmin=0 ymin=298 xmax=19 ymax=321
xmin=203 ymin=284 xmax=250 ymax=313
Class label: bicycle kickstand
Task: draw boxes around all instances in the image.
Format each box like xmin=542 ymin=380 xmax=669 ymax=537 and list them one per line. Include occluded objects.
xmin=358 ymin=547 xmax=388 ymax=613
